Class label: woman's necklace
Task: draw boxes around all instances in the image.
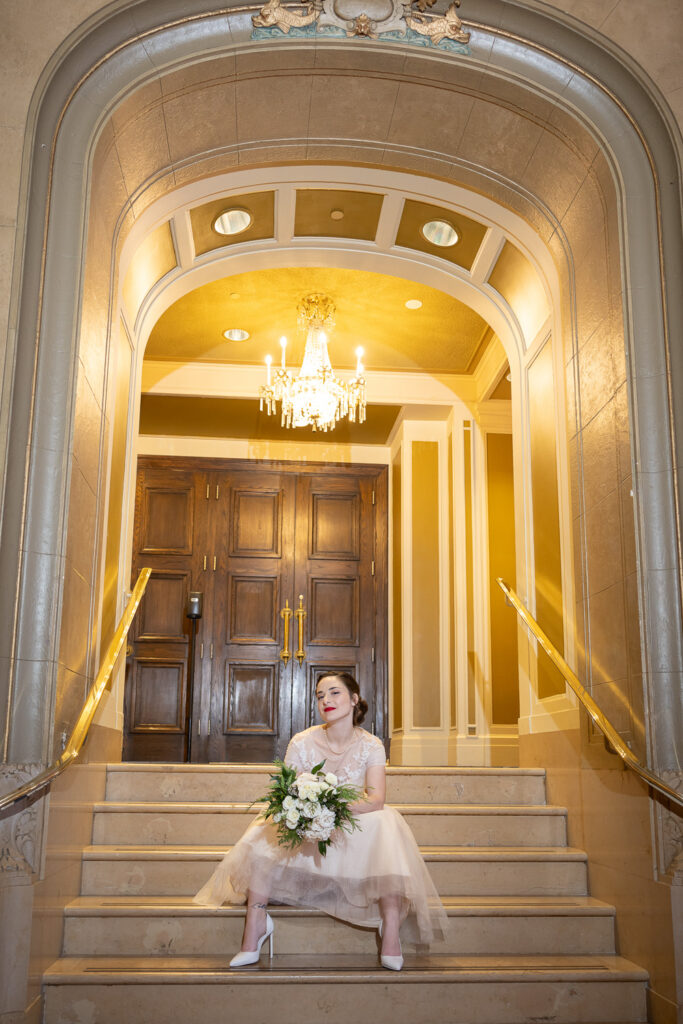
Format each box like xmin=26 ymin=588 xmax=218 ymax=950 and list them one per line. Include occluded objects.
xmin=323 ymin=725 xmax=358 ymax=756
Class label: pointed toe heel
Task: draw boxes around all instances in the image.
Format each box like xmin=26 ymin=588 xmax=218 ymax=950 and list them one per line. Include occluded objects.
xmin=378 ymin=920 xmax=403 ymax=971
xmin=229 ymin=912 xmax=274 ymax=967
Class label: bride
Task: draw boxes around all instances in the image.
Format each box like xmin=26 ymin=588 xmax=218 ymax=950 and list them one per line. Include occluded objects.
xmin=193 ymin=671 xmax=448 ymax=970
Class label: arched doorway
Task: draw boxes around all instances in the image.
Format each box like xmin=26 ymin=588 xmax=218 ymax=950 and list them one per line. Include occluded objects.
xmin=2 ymin=4 xmax=682 ymax=1011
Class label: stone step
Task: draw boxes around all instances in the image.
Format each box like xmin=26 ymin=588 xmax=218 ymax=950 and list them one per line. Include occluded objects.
xmin=81 ymin=844 xmax=589 ymax=897
xmin=43 ymin=954 xmax=649 ymax=1024
xmin=92 ymin=802 xmax=567 ymax=848
xmin=62 ymin=896 xmax=616 ymax=957
xmin=105 ymin=764 xmax=547 ymax=806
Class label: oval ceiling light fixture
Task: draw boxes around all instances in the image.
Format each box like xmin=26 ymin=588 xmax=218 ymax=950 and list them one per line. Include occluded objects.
xmin=223 ymin=328 xmax=250 ymax=341
xmin=421 ymin=219 xmax=459 ymax=247
xmin=213 ymin=208 xmax=253 ymax=236
xmin=405 ymin=299 xmax=422 ymax=310
xmin=330 ymin=209 xmax=345 ymax=221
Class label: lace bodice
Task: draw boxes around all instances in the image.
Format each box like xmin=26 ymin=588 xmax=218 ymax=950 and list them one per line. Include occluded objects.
xmin=285 ymin=726 xmax=386 ymax=788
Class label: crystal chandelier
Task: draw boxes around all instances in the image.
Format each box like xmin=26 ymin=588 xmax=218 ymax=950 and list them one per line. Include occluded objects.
xmin=259 ymin=293 xmax=367 ymax=432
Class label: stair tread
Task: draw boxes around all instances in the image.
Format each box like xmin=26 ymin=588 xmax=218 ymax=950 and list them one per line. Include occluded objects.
xmin=43 ymin=953 xmax=648 ymax=983
xmin=65 ymin=894 xmax=615 ymax=915
xmin=94 ymin=801 xmax=563 ymax=814
xmin=82 ymin=843 xmax=586 ymax=860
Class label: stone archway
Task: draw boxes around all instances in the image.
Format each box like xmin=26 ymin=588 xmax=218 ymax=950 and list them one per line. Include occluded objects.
xmin=2 ymin=6 xmax=683 ymax=1014
xmin=3 ymin=1 xmax=681 ymax=783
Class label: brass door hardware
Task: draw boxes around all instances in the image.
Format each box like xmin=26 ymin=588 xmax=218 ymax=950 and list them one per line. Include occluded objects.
xmin=280 ymin=600 xmax=293 ymax=664
xmin=295 ymin=594 xmax=306 ymax=666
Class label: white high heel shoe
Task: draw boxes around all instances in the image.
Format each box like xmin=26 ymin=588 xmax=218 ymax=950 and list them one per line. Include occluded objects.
xmin=378 ymin=920 xmax=403 ymax=971
xmin=229 ymin=912 xmax=274 ymax=967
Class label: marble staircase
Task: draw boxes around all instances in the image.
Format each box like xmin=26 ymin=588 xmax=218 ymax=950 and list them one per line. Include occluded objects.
xmin=43 ymin=764 xmax=649 ymax=1023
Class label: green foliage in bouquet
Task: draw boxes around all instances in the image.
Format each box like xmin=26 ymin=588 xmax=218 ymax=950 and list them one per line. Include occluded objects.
xmin=259 ymin=760 xmax=361 ymax=856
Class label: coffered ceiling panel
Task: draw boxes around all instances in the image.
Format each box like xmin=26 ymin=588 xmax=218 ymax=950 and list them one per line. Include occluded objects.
xmin=190 ymin=191 xmax=275 ymax=256
xmin=140 ymin=395 xmax=401 ymax=444
xmin=145 ymin=266 xmax=489 ymax=373
xmin=395 ymin=199 xmax=487 ymax=271
xmin=294 ymin=189 xmax=384 ymax=240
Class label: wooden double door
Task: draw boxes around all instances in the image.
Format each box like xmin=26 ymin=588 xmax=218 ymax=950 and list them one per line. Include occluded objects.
xmin=123 ymin=457 xmax=387 ymax=762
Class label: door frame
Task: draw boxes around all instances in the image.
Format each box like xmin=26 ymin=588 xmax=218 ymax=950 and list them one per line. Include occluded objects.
xmin=125 ymin=454 xmax=388 ymax=761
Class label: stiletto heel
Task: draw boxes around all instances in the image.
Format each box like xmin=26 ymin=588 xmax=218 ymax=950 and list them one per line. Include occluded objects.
xmin=378 ymin=920 xmax=403 ymax=971
xmin=229 ymin=912 xmax=274 ymax=967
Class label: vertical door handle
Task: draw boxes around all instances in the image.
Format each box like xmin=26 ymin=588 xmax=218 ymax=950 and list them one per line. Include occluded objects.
xmin=280 ymin=600 xmax=292 ymax=665
xmin=295 ymin=594 xmax=306 ymax=666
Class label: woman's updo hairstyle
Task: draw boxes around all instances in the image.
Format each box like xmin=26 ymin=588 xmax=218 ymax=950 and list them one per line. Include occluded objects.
xmin=319 ymin=672 xmax=368 ymax=726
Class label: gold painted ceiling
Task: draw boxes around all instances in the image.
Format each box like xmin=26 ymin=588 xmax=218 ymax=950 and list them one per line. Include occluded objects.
xmin=145 ymin=266 xmax=490 ymax=374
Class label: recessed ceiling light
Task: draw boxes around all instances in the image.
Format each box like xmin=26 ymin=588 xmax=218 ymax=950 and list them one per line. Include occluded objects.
xmin=223 ymin=328 xmax=250 ymax=341
xmin=421 ymin=219 xmax=459 ymax=247
xmin=229 ymin=292 xmax=240 ymax=300
xmin=330 ymin=209 xmax=345 ymax=221
xmin=213 ymin=208 xmax=253 ymax=236
xmin=405 ymin=299 xmax=422 ymax=310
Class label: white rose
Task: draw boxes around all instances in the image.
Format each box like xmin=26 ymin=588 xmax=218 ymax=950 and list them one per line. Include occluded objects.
xmin=282 ymin=795 xmax=296 ymax=810
xmin=301 ymin=800 xmax=317 ymax=818
xmin=273 ymin=811 xmax=283 ymax=822
xmin=324 ymin=772 xmax=338 ymax=786
xmin=285 ymin=809 xmax=300 ymax=828
xmin=297 ymin=772 xmax=317 ymax=785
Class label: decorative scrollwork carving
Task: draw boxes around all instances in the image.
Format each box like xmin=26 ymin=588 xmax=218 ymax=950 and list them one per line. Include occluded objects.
xmin=0 ymin=764 xmax=43 ymax=878
xmin=660 ymin=770 xmax=683 ymax=878
xmin=406 ymin=0 xmax=469 ymax=44
xmin=252 ymin=0 xmax=321 ymax=32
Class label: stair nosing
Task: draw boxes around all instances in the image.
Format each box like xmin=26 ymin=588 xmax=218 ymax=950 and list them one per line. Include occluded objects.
xmin=42 ymin=953 xmax=649 ymax=985
xmin=93 ymin=801 xmax=565 ymax=815
xmin=81 ymin=843 xmax=587 ymax=861
xmin=64 ymin=895 xmax=615 ymax=917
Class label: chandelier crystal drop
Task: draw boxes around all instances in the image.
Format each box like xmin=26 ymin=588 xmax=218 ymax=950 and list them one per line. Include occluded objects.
xmin=259 ymin=293 xmax=367 ymax=432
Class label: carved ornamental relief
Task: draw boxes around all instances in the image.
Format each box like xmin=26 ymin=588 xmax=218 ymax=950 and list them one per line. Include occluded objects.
xmin=0 ymin=764 xmax=44 ymax=881
xmin=252 ymin=0 xmax=470 ymax=49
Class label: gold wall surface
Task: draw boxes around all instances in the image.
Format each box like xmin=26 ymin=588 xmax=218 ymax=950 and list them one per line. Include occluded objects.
xmin=122 ymin=221 xmax=176 ymax=321
xmin=448 ymin=430 xmax=456 ymax=729
xmin=140 ymin=394 xmax=400 ymax=444
xmin=528 ymin=341 xmax=565 ymax=699
xmin=100 ymin=324 xmax=132 ymax=650
xmin=391 ymin=453 xmax=403 ymax=731
xmin=488 ymin=242 xmax=549 ymax=345
xmin=463 ymin=424 xmax=476 ymax=729
xmin=486 ymin=433 xmax=519 ymax=724
xmin=411 ymin=440 xmax=441 ymax=729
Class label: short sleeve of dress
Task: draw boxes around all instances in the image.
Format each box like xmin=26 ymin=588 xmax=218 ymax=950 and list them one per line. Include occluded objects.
xmin=284 ymin=736 xmax=304 ymax=771
xmin=365 ymin=734 xmax=387 ymax=768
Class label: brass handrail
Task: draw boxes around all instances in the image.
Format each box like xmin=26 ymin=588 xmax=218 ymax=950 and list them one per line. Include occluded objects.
xmin=0 ymin=567 xmax=152 ymax=814
xmin=497 ymin=577 xmax=683 ymax=810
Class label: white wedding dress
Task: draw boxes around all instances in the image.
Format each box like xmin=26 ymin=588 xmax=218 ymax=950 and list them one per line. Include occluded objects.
xmin=193 ymin=725 xmax=448 ymax=943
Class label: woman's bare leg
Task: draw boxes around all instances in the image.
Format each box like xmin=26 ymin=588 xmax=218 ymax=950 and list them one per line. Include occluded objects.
xmin=240 ymin=890 xmax=269 ymax=951
xmin=379 ymin=894 xmax=401 ymax=955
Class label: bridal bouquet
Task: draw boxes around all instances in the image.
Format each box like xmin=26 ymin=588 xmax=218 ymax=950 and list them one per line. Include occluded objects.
xmin=260 ymin=760 xmax=360 ymax=856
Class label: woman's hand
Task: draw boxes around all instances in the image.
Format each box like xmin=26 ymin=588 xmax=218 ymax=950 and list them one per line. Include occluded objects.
xmin=350 ymin=764 xmax=386 ymax=814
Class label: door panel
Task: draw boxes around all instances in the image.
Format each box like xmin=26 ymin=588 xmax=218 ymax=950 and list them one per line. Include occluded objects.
xmin=140 ymin=486 xmax=194 ymax=554
xmin=137 ymin=571 xmax=191 ymax=642
xmin=309 ymin=577 xmax=359 ymax=644
xmin=225 ymin=663 xmax=279 ymax=733
xmin=228 ymin=575 xmax=280 ymax=642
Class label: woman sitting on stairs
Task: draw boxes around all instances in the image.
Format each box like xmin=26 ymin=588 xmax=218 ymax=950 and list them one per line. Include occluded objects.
xmin=193 ymin=671 xmax=448 ymax=971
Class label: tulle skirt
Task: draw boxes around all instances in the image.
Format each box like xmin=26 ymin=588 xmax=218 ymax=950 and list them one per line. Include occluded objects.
xmin=193 ymin=806 xmax=448 ymax=944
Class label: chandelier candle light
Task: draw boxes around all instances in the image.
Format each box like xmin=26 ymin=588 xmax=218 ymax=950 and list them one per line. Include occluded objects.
xmin=259 ymin=293 xmax=367 ymax=431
